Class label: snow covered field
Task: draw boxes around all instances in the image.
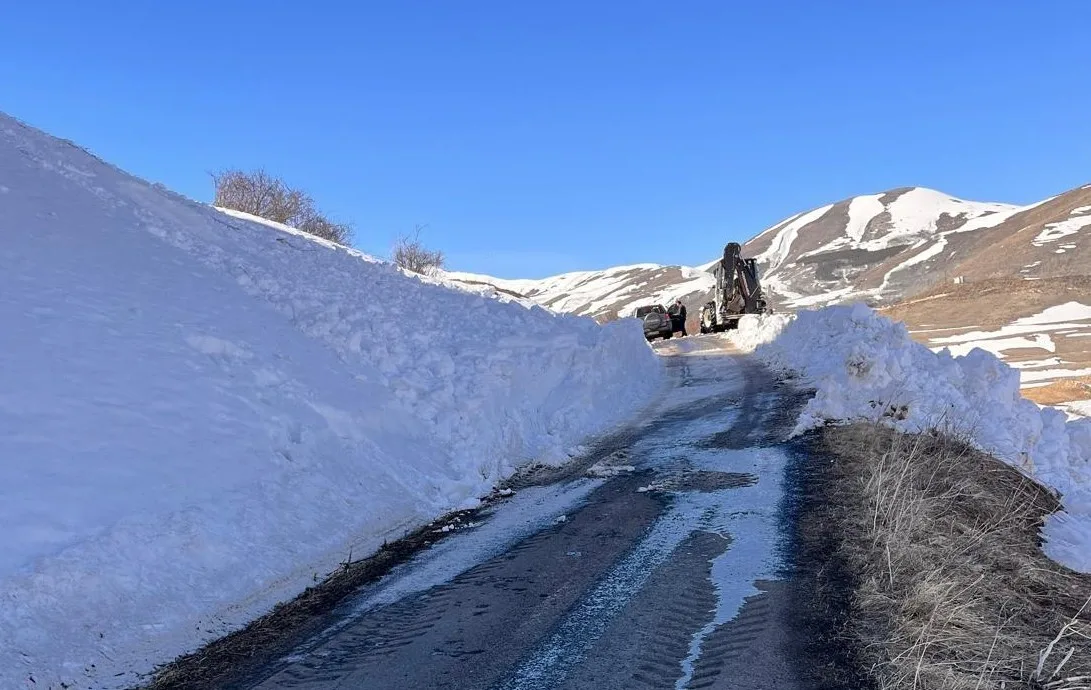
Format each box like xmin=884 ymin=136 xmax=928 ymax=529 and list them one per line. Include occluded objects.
xmin=729 ymin=309 xmax=1091 ymax=574
xmin=0 ymin=114 xmax=663 ymax=689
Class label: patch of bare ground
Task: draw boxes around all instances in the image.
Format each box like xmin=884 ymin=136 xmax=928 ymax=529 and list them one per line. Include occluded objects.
xmin=1023 ymin=377 xmax=1091 ymax=406
xmin=881 ymin=275 xmax=1091 ymax=331
xmin=795 ymin=423 xmax=1091 ymax=690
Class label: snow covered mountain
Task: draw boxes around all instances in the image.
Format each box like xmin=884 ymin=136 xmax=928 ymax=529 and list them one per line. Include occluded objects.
xmin=447 ymin=264 xmax=715 ymax=321
xmin=746 ymin=185 xmax=1091 ymax=308
xmin=744 ymin=186 xmax=1020 ymax=307
xmin=0 ymin=113 xmax=660 ymax=688
xmin=450 ymin=184 xmax=1091 ymax=318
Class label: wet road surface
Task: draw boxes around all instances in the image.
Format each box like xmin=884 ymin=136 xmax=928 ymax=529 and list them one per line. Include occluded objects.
xmin=238 ymin=338 xmax=809 ymax=690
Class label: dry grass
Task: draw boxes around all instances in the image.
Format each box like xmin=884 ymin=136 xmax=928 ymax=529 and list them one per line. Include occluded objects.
xmin=803 ymin=424 xmax=1091 ymax=690
xmin=879 ymin=275 xmax=1091 ymax=332
xmin=1022 ymin=378 xmax=1091 ymax=406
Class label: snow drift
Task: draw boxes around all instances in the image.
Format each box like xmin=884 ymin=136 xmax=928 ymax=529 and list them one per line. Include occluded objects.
xmin=739 ymin=307 xmax=1091 ymax=573
xmin=0 ymin=114 xmax=663 ymax=688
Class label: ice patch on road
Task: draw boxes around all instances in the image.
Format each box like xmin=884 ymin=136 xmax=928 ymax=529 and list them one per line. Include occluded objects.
xmin=506 ymin=354 xmax=791 ymax=689
xmin=585 ymin=461 xmax=636 ymax=478
xmin=503 ymin=493 xmax=715 ymax=690
xmin=279 ymin=479 xmax=604 ymax=658
xmin=674 ymin=447 xmax=788 ymax=690
xmin=504 ymin=452 xmax=788 ymax=690
xmin=352 ymin=480 xmax=602 ymax=614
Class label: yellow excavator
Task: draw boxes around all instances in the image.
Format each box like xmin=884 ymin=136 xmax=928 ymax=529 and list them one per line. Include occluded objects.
xmin=699 ymin=242 xmax=770 ymax=333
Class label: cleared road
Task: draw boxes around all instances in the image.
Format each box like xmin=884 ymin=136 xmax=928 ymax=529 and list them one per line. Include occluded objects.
xmin=239 ymin=338 xmax=809 ymax=690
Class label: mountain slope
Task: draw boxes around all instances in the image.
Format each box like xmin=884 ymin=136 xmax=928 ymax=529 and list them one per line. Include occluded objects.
xmin=951 ymin=185 xmax=1091 ymax=281
xmin=879 ymin=276 xmax=1091 ymax=411
xmin=448 ymin=264 xmax=715 ymax=321
xmin=451 ymin=184 xmax=1091 ymax=320
xmin=743 ymin=187 xmax=1022 ymax=307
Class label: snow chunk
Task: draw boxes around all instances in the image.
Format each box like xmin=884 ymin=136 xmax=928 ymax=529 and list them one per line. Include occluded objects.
xmin=725 ymin=313 xmax=794 ymax=352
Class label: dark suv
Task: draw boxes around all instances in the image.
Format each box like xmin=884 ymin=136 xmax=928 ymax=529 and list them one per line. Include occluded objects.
xmin=634 ymin=304 xmax=673 ymax=341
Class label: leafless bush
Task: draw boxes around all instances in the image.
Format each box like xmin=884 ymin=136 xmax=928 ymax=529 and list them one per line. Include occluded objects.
xmin=392 ymin=225 xmax=445 ymax=275
xmin=212 ymin=168 xmax=352 ymax=245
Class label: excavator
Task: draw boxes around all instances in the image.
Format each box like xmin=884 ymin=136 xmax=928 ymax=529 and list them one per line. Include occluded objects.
xmin=699 ymin=242 xmax=770 ymax=333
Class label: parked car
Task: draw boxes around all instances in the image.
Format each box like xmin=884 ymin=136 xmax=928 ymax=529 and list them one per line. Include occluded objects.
xmin=634 ymin=304 xmax=673 ymax=341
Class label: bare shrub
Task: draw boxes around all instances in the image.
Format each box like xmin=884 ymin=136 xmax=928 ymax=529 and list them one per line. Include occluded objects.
xmin=212 ymin=168 xmax=352 ymax=245
xmin=392 ymin=225 xmax=445 ymax=275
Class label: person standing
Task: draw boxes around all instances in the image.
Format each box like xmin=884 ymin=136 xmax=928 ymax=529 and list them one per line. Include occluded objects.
xmin=668 ymin=299 xmax=688 ymax=336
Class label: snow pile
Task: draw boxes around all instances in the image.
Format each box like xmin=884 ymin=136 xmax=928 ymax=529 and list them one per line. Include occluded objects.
xmin=751 ymin=304 xmax=1091 ymax=573
xmin=724 ymin=313 xmax=794 ymax=352
xmin=0 ymin=114 xmax=663 ymax=688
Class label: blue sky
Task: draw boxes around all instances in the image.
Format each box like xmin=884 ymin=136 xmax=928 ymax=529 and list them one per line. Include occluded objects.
xmin=3 ymin=2 xmax=1090 ymax=278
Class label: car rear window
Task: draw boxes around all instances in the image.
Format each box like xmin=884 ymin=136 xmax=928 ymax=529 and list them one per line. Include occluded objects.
xmin=635 ymin=305 xmax=664 ymax=317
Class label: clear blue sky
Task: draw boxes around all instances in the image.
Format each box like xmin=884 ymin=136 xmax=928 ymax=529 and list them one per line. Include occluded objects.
xmin=3 ymin=2 xmax=1090 ymax=278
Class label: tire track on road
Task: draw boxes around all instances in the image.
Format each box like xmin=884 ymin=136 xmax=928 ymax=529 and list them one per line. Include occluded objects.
xmin=237 ymin=350 xmax=811 ymax=690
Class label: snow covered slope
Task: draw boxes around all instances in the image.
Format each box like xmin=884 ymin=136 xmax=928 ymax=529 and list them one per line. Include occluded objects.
xmin=447 ymin=263 xmax=715 ymax=321
xmin=748 ymin=184 xmax=1091 ymax=308
xmin=741 ymin=187 xmax=1022 ymax=307
xmin=451 ymin=184 xmax=1091 ymax=322
xmin=0 ymin=113 xmax=663 ymax=689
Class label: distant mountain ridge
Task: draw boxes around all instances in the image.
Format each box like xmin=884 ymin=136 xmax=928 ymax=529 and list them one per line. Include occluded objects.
xmin=446 ymin=264 xmax=715 ymax=321
xmin=446 ymin=183 xmax=1091 ymax=320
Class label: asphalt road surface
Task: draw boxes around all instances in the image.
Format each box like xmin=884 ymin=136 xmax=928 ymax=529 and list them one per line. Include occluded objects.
xmin=239 ymin=337 xmax=809 ymax=690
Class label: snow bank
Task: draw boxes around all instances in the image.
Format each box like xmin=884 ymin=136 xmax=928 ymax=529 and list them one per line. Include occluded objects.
xmin=749 ymin=304 xmax=1091 ymax=573
xmin=723 ymin=313 xmax=794 ymax=352
xmin=0 ymin=114 xmax=663 ymax=688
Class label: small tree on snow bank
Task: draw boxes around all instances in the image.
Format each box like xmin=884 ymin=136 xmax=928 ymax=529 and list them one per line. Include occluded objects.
xmin=393 ymin=226 xmax=445 ymax=275
xmin=212 ymin=168 xmax=353 ymax=245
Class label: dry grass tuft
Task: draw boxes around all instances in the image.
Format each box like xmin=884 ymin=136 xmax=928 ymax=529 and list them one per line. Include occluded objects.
xmin=1022 ymin=377 xmax=1091 ymax=406
xmin=804 ymin=423 xmax=1091 ymax=690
